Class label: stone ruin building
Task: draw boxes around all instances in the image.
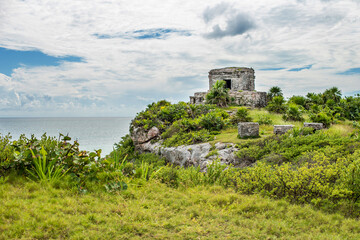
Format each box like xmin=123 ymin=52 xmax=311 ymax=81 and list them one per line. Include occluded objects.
xmin=190 ymin=67 xmax=267 ymax=107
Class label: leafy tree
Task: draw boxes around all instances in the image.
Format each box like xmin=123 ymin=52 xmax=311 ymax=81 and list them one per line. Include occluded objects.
xmin=205 ymin=80 xmax=230 ymax=108
xmin=267 ymin=86 xmax=283 ymax=101
xmin=322 ymin=87 xmax=342 ymax=104
xmin=289 ymin=95 xmax=308 ymax=109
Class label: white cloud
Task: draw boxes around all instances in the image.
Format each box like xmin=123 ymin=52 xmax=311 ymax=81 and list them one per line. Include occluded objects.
xmin=0 ymin=0 xmax=359 ymax=116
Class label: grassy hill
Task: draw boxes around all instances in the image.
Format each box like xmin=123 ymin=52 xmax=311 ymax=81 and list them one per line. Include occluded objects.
xmin=2 ymin=86 xmax=360 ymax=239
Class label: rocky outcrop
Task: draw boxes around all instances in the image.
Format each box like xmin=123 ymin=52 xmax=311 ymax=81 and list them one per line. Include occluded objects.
xmin=131 ymin=126 xmax=160 ymax=145
xmin=138 ymin=141 xmax=241 ymax=171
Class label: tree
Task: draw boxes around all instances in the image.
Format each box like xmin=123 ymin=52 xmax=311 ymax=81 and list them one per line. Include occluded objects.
xmin=322 ymin=87 xmax=342 ymax=104
xmin=267 ymin=86 xmax=283 ymax=101
xmin=205 ymin=80 xmax=230 ymax=108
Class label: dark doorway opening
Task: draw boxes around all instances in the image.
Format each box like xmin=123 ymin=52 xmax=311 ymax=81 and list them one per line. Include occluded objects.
xmin=224 ymin=79 xmax=231 ymax=89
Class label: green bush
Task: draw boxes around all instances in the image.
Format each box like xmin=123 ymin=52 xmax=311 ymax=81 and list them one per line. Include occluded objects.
xmin=256 ymin=115 xmax=273 ymax=125
xmin=289 ymin=95 xmax=308 ymax=109
xmin=266 ymin=96 xmax=287 ymax=113
xmin=282 ymin=104 xmax=304 ymax=122
xmin=163 ymin=129 xmax=214 ymax=147
xmin=309 ymin=112 xmax=332 ymax=128
xmin=235 ymin=153 xmax=350 ymax=205
xmin=153 ymin=165 xmax=180 ymax=188
xmin=199 ymin=110 xmax=229 ymax=131
xmin=230 ymin=107 xmax=252 ymax=125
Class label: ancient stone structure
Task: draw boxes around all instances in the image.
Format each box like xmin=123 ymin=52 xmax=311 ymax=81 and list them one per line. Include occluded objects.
xmin=304 ymin=123 xmax=324 ymax=131
xmin=190 ymin=67 xmax=267 ymax=107
xmin=274 ymin=125 xmax=294 ymax=135
xmin=238 ymin=122 xmax=259 ymax=138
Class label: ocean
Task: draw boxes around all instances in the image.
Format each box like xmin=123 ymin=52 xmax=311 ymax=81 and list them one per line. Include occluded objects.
xmin=0 ymin=117 xmax=132 ymax=156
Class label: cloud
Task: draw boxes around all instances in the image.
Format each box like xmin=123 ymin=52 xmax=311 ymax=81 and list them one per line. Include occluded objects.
xmin=203 ymin=2 xmax=231 ymax=23
xmin=205 ymin=13 xmax=255 ymax=39
xmin=0 ymin=0 xmax=360 ymax=117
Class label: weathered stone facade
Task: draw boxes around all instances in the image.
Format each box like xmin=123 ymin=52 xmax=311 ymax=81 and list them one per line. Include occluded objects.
xmin=189 ymin=67 xmax=267 ymax=108
xmin=209 ymin=67 xmax=255 ymax=91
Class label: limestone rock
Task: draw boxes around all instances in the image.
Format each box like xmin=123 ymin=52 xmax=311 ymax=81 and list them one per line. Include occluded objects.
xmin=238 ymin=122 xmax=259 ymax=138
xmin=304 ymin=123 xmax=324 ymax=131
xmin=147 ymin=126 xmax=160 ymax=140
xmin=274 ymin=125 xmax=294 ymax=135
xmin=131 ymin=126 xmax=160 ymax=145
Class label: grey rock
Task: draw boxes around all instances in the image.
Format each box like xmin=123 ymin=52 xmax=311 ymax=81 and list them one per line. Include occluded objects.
xmin=131 ymin=126 xmax=160 ymax=146
xmin=304 ymin=122 xmax=324 ymax=130
xmin=238 ymin=122 xmax=259 ymax=138
xmin=147 ymin=126 xmax=160 ymax=140
xmin=274 ymin=125 xmax=294 ymax=135
xmin=215 ymin=142 xmax=226 ymax=150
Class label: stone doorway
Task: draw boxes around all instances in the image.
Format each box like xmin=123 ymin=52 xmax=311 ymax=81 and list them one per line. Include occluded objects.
xmin=224 ymin=79 xmax=231 ymax=89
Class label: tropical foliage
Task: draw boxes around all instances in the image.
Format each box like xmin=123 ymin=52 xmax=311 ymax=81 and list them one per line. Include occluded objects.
xmin=205 ymin=80 xmax=230 ymax=107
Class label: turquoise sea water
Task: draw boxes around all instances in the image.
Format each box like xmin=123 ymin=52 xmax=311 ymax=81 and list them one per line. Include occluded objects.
xmin=0 ymin=117 xmax=132 ymax=156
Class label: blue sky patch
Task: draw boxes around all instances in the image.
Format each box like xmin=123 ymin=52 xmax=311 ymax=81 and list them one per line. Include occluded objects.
xmin=259 ymin=67 xmax=285 ymax=71
xmin=0 ymin=47 xmax=82 ymax=76
xmin=93 ymin=28 xmax=191 ymax=40
xmin=337 ymin=68 xmax=360 ymax=75
xmin=288 ymin=64 xmax=313 ymax=72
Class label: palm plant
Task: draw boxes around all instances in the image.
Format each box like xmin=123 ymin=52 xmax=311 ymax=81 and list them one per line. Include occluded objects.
xmin=205 ymin=80 xmax=230 ymax=107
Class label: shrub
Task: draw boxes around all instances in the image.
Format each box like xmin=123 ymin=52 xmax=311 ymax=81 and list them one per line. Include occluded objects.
xmin=153 ymin=166 xmax=180 ymax=188
xmin=199 ymin=110 xmax=229 ymax=131
xmin=266 ymin=96 xmax=287 ymax=113
xmin=289 ymin=95 xmax=308 ymax=109
xmin=235 ymin=153 xmax=349 ymax=204
xmin=257 ymin=115 xmax=273 ymax=125
xmin=309 ymin=112 xmax=332 ymax=128
xmin=282 ymin=104 xmax=304 ymax=122
xmin=230 ymin=107 xmax=252 ymax=125
xmin=162 ymin=129 xmax=214 ymax=147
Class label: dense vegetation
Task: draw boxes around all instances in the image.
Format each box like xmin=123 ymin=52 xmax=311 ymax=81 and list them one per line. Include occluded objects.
xmin=2 ymin=85 xmax=360 ymax=238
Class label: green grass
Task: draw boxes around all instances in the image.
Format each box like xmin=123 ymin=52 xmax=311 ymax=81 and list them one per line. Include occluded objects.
xmin=1 ymin=179 xmax=360 ymax=239
xmin=210 ymin=109 xmax=356 ymax=145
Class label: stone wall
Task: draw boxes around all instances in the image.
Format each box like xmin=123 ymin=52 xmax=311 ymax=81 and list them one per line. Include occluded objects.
xmin=190 ymin=90 xmax=267 ymax=107
xmin=208 ymin=67 xmax=255 ymax=91
xmin=189 ymin=67 xmax=267 ymax=108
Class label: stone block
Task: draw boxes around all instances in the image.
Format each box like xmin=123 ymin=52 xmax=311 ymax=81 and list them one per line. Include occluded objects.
xmin=304 ymin=122 xmax=324 ymax=131
xmin=238 ymin=122 xmax=259 ymax=138
xmin=273 ymin=125 xmax=294 ymax=135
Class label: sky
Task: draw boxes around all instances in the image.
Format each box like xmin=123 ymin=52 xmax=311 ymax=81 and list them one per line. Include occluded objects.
xmin=0 ymin=0 xmax=359 ymax=117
